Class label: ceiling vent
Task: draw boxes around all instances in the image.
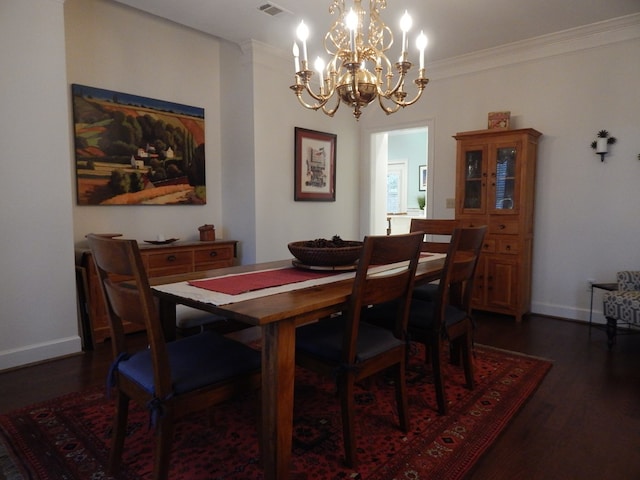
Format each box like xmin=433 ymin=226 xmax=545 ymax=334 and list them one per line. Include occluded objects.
xmin=258 ymin=3 xmax=287 ymax=17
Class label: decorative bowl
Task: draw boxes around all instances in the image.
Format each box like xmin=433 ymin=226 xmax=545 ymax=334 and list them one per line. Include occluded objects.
xmin=287 ymin=240 xmax=363 ymax=266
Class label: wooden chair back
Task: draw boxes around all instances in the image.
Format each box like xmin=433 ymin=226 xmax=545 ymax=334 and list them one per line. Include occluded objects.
xmin=409 ymin=218 xmax=459 ymax=253
xmin=343 ymin=231 xmax=424 ymax=363
xmin=86 ymin=234 xmax=173 ymax=400
xmin=436 ymin=226 xmax=487 ymax=320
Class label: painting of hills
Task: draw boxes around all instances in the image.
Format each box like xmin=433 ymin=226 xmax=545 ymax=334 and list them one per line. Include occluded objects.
xmin=72 ymin=84 xmax=206 ymax=205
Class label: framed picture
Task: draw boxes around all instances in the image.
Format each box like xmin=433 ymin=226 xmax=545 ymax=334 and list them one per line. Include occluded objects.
xmin=294 ymin=127 xmax=337 ymax=201
xmin=71 ymin=84 xmax=206 ymax=205
xmin=419 ymin=165 xmax=427 ymax=191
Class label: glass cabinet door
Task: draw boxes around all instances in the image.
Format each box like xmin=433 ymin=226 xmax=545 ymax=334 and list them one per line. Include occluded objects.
xmin=490 ymin=142 xmax=519 ymax=213
xmin=462 ymin=148 xmax=485 ymax=211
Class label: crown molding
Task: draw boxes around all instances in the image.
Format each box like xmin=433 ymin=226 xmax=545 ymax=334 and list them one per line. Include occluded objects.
xmin=429 ymin=13 xmax=640 ymax=81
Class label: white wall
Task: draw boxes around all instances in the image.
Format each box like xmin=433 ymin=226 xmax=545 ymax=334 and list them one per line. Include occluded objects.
xmin=65 ymin=0 xmax=225 ymax=245
xmin=253 ymin=43 xmax=360 ymax=261
xmin=224 ymin=41 xmax=361 ymax=264
xmin=0 ymin=0 xmax=80 ymax=369
xmin=219 ymin=41 xmax=257 ymax=262
xmin=361 ymin=15 xmax=640 ymax=323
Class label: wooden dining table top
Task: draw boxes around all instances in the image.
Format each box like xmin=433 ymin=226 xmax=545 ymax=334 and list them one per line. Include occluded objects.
xmin=150 ymin=256 xmax=446 ymax=328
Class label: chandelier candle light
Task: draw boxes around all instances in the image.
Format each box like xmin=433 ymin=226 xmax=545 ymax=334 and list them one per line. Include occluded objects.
xmin=290 ymin=0 xmax=429 ymax=119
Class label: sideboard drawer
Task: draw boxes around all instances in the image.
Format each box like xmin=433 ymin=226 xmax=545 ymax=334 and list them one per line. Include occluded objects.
xmin=194 ymin=245 xmax=233 ymax=264
xmin=147 ymin=250 xmax=193 ymax=274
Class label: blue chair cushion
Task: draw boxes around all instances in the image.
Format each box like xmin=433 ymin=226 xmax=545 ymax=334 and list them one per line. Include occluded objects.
xmin=296 ymin=316 xmax=404 ymax=364
xmin=117 ymin=331 xmax=261 ymax=396
xmin=407 ymin=299 xmax=468 ymax=331
xmin=412 ymin=282 xmax=440 ymax=302
xmin=363 ymin=299 xmax=467 ymax=333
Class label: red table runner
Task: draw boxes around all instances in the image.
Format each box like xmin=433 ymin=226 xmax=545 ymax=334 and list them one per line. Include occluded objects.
xmin=188 ymin=267 xmax=340 ymax=295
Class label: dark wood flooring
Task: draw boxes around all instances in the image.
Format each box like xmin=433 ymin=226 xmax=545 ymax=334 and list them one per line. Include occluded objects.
xmin=1 ymin=313 xmax=639 ymax=479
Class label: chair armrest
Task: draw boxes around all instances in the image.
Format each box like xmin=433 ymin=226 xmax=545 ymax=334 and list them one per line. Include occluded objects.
xmin=616 ymin=271 xmax=640 ymax=291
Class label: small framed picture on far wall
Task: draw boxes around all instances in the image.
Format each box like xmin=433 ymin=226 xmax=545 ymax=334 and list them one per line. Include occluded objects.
xmin=294 ymin=127 xmax=337 ymax=201
xmin=419 ymin=165 xmax=427 ymax=191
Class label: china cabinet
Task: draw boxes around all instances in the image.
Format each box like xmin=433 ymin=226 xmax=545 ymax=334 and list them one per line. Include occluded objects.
xmin=454 ymin=128 xmax=542 ymax=321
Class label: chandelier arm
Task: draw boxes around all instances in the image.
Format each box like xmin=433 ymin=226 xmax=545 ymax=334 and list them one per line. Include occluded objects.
xmin=378 ymin=77 xmax=429 ymax=111
xmin=377 ymin=95 xmax=403 ymax=115
xmin=320 ymin=94 xmax=342 ymax=117
xmin=378 ymin=62 xmax=412 ymax=98
xmin=290 ymin=84 xmax=331 ymax=111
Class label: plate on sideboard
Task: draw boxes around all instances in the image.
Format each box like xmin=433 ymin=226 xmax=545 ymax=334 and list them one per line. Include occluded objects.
xmin=143 ymin=238 xmax=179 ymax=245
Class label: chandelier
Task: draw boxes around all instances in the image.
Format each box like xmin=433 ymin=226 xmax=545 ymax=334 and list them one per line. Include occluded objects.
xmin=290 ymin=0 xmax=429 ymax=120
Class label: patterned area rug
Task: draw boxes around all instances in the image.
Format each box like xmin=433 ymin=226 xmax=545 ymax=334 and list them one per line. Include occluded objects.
xmin=0 ymin=344 xmax=551 ymax=480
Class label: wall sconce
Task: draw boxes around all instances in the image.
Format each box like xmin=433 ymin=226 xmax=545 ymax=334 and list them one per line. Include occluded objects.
xmin=590 ymin=130 xmax=617 ymax=162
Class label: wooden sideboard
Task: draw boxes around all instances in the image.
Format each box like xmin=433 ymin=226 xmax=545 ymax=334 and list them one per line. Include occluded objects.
xmin=76 ymin=240 xmax=237 ymax=346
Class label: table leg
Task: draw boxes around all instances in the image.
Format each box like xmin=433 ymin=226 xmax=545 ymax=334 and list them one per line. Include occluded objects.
xmin=261 ymin=319 xmax=296 ymax=480
xmin=157 ymin=297 xmax=177 ymax=341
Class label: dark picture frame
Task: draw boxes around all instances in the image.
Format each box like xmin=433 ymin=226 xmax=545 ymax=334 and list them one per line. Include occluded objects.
xmin=419 ymin=165 xmax=427 ymax=191
xmin=72 ymin=84 xmax=206 ymax=205
xmin=294 ymin=127 xmax=337 ymax=201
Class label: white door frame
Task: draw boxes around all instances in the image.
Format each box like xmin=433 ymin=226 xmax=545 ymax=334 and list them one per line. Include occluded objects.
xmin=361 ymin=120 xmax=435 ymax=236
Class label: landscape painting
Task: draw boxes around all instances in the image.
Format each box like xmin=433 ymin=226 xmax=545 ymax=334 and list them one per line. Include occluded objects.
xmin=72 ymin=84 xmax=206 ymax=205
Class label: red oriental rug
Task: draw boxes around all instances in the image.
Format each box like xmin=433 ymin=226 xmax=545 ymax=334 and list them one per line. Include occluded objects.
xmin=0 ymin=344 xmax=551 ymax=480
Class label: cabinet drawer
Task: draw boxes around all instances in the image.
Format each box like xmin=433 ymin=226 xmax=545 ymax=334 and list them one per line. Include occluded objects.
xmin=497 ymin=239 xmax=520 ymax=254
xmin=489 ymin=219 xmax=519 ymax=235
xmin=147 ymin=250 xmax=193 ymax=273
xmin=481 ymin=238 xmax=496 ymax=253
xmin=194 ymin=246 xmax=233 ymax=265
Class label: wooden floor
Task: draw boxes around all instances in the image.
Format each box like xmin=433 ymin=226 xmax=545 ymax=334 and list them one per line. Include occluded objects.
xmin=1 ymin=313 xmax=639 ymax=479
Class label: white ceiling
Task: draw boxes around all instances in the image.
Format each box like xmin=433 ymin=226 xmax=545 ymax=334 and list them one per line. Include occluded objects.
xmin=112 ymin=0 xmax=640 ymax=62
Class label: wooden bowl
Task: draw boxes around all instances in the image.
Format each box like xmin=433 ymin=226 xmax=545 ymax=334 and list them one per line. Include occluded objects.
xmin=287 ymin=240 xmax=363 ymax=266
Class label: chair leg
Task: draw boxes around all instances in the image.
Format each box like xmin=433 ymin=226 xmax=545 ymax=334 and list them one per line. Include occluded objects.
xmin=461 ymin=332 xmax=475 ymax=390
xmin=393 ymin=360 xmax=410 ymax=432
xmin=339 ymin=375 xmax=357 ymax=468
xmin=606 ymin=317 xmax=617 ymax=350
xmin=449 ymin=340 xmax=461 ymax=366
xmin=108 ymin=392 xmax=129 ymax=476
xmin=153 ymin=411 xmax=175 ymax=480
xmin=430 ymin=340 xmax=447 ymax=415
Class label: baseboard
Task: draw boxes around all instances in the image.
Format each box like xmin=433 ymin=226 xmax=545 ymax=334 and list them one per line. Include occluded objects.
xmin=0 ymin=336 xmax=82 ymax=371
xmin=531 ymin=301 xmax=606 ymax=325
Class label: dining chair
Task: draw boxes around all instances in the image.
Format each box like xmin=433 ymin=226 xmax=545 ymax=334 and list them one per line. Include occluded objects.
xmin=294 ymin=231 xmax=424 ymax=468
xmin=409 ymin=226 xmax=486 ymax=414
xmin=603 ymin=271 xmax=640 ymax=349
xmin=409 ymin=218 xmax=458 ymax=302
xmin=86 ymin=234 xmax=261 ymax=480
xmin=365 ymin=226 xmax=486 ymax=415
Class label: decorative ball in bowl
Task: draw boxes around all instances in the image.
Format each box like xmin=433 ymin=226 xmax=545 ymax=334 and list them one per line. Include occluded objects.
xmin=288 ymin=236 xmax=363 ymax=266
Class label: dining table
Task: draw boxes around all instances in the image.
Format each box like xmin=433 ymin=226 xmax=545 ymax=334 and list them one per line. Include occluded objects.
xmin=150 ymin=254 xmax=445 ymax=480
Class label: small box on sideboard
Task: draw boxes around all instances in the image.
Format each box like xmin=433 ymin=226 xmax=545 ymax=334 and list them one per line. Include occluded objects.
xmin=198 ymin=224 xmax=216 ymax=241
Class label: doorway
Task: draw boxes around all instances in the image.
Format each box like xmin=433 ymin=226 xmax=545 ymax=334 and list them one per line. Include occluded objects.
xmin=368 ymin=123 xmax=433 ymax=235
